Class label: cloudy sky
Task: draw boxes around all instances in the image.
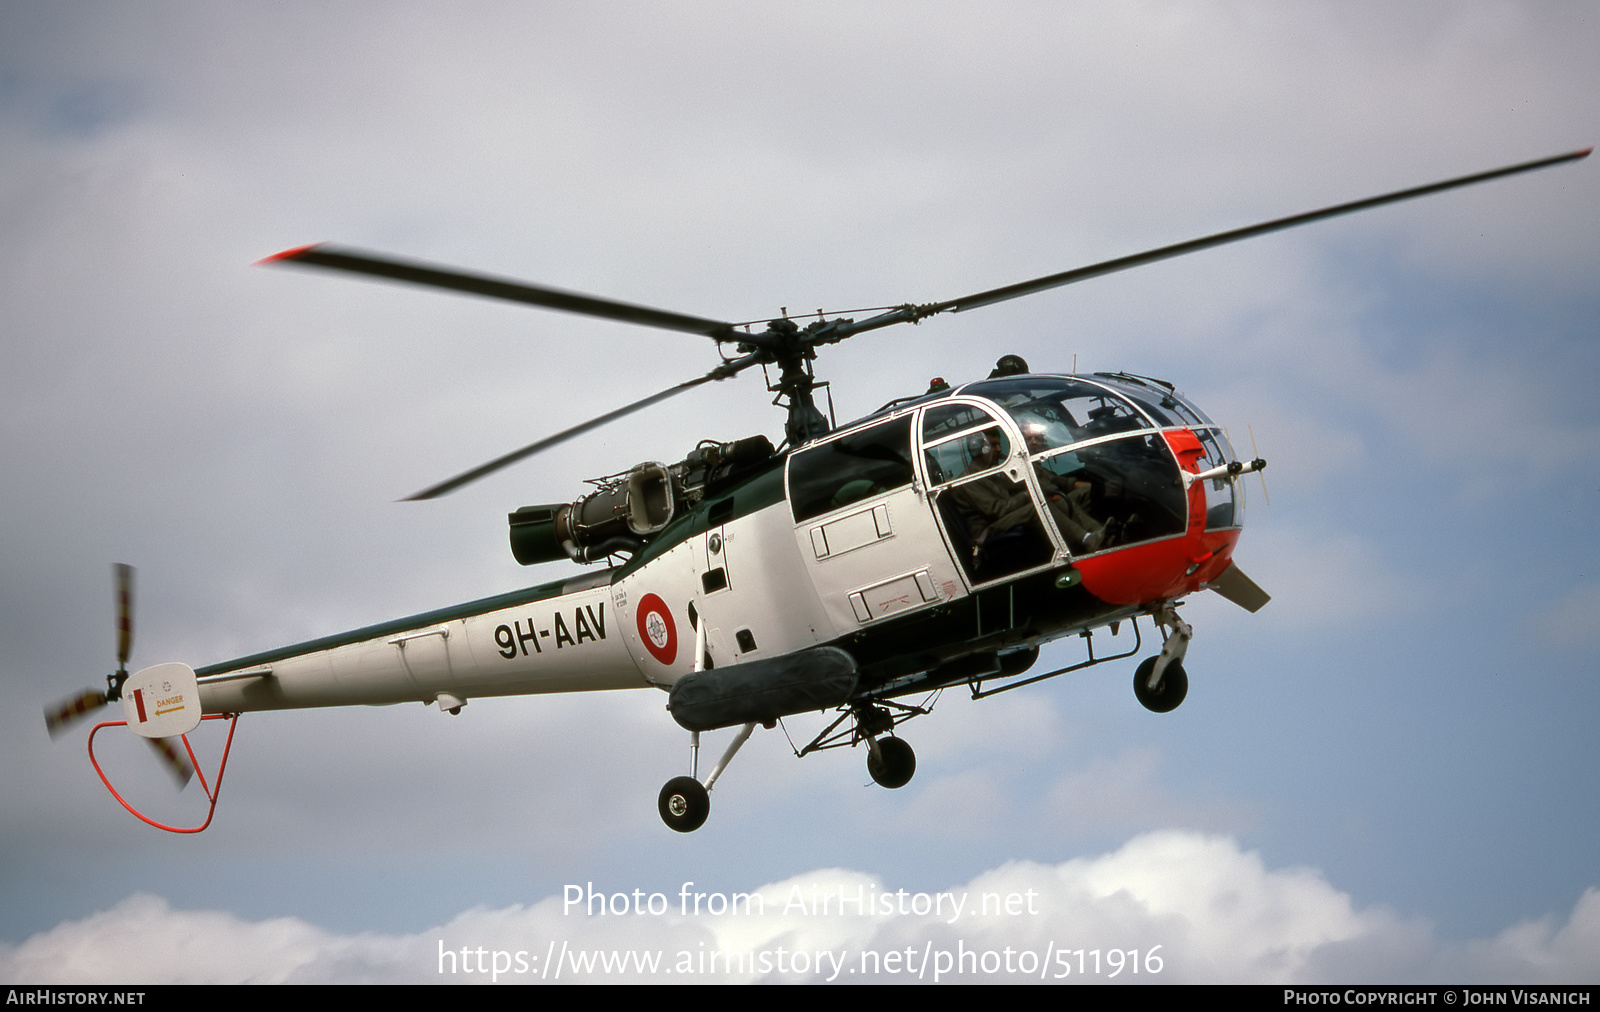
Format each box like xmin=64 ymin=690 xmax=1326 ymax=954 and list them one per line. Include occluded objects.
xmin=3 ymin=2 xmax=1597 ymax=985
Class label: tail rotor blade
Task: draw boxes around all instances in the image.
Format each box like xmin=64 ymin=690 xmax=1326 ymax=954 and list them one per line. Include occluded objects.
xmin=114 ymin=563 xmax=134 ymax=671
xmin=45 ymin=565 xmax=146 ymax=739
xmin=147 ymin=737 xmax=194 ymax=790
xmin=45 ymin=689 xmax=110 ymax=738
xmin=1248 ymin=425 xmax=1271 ymax=506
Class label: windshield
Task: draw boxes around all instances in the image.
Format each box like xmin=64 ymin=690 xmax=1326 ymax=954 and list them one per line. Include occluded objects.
xmin=963 ymin=376 xmax=1154 ymax=454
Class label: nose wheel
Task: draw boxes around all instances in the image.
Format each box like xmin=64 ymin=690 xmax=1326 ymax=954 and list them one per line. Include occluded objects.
xmin=1133 ymin=602 xmax=1192 ymax=713
xmin=1133 ymin=656 xmax=1188 ymax=712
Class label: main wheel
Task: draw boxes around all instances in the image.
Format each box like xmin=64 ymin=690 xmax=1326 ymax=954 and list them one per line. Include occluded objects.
xmin=1133 ymin=657 xmax=1188 ymax=713
xmin=867 ymin=736 xmax=916 ymax=789
xmin=658 ymin=776 xmax=710 ymax=833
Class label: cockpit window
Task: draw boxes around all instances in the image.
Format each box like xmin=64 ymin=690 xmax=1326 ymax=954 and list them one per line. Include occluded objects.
xmin=788 ymin=416 xmax=915 ymax=523
xmin=1041 ymin=434 xmax=1188 ymax=549
xmin=1192 ymin=427 xmax=1241 ymax=529
xmin=1108 ymin=390 xmax=1180 ymax=427
xmin=1157 ymin=396 xmax=1204 ymax=428
xmin=924 ymin=425 xmax=1012 ymax=487
xmin=1094 ymin=376 xmax=1214 ymax=429
xmin=921 ymin=402 xmax=998 ymax=442
xmin=965 ymin=377 xmax=1150 ymax=454
xmin=1087 ymin=373 xmax=1211 ymax=427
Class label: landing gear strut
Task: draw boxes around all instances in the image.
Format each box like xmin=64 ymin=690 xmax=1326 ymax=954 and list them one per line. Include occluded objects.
xmin=1134 ymin=602 xmax=1191 ymax=713
xmin=657 ymin=721 xmax=757 ymax=832
xmin=792 ymin=700 xmax=925 ymax=790
xmin=853 ymin=703 xmax=917 ymax=789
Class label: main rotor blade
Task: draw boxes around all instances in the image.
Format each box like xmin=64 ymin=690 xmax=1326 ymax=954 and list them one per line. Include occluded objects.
xmin=930 ymin=147 xmax=1591 ymax=316
xmin=114 ymin=563 xmax=134 ymax=670
xmin=259 ymin=244 xmax=740 ymax=340
xmin=403 ymin=356 xmax=763 ymax=500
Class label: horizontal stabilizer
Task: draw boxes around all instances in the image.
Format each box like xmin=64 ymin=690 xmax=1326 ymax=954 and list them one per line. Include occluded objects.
xmin=1209 ymin=561 xmax=1271 ymax=613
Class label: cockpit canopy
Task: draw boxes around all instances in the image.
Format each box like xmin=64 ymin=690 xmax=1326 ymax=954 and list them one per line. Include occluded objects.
xmin=787 ymin=373 xmax=1242 ymax=582
xmin=961 ymin=374 xmax=1216 ymax=448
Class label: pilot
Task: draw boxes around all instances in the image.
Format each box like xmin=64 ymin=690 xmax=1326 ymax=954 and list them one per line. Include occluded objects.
xmin=1023 ymin=423 xmax=1107 ymax=553
xmin=947 ymin=429 xmax=1042 ymax=564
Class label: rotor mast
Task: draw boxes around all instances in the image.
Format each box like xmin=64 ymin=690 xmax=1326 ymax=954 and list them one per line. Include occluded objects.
xmin=736 ymin=316 xmax=831 ymax=446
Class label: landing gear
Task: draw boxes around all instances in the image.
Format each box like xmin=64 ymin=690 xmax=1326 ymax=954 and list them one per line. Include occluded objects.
xmin=1134 ymin=601 xmax=1192 ymax=713
xmin=657 ymin=721 xmax=758 ymax=832
xmin=793 ymin=699 xmax=928 ymax=791
xmin=856 ymin=704 xmax=916 ymax=789
xmin=1133 ymin=656 xmax=1188 ymax=713
xmin=658 ymin=776 xmax=709 ymax=833
xmin=866 ymin=736 xmax=916 ymax=789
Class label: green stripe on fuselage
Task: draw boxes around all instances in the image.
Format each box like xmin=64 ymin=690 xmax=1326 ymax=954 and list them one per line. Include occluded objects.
xmin=194 ymin=573 xmax=611 ymax=677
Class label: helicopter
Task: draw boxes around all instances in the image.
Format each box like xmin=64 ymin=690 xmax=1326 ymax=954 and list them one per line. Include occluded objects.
xmin=44 ymin=147 xmax=1590 ymax=833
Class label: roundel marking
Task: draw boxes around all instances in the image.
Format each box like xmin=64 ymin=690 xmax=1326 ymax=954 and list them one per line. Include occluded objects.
xmin=636 ymin=593 xmax=678 ymax=665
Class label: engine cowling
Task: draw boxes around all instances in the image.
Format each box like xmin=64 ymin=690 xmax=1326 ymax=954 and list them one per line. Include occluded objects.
xmin=508 ymin=461 xmax=677 ymax=565
xmin=506 ymin=434 xmax=774 ymax=566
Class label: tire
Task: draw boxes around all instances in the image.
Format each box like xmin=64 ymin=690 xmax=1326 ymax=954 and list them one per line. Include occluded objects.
xmin=658 ymin=776 xmax=710 ymax=833
xmin=867 ymin=736 xmax=916 ymax=789
xmin=1133 ymin=656 xmax=1188 ymax=713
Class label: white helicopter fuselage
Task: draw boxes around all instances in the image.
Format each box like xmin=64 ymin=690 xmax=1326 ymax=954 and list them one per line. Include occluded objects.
xmin=196 ymin=373 xmax=1250 ymax=724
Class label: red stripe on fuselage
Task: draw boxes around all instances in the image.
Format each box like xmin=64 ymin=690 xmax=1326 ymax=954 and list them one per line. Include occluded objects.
xmin=1074 ymin=528 xmax=1240 ymax=606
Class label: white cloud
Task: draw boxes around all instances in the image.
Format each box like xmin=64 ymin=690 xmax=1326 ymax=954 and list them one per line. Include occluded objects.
xmin=0 ymin=894 xmax=336 ymax=985
xmin=5 ymin=832 xmax=1595 ymax=985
